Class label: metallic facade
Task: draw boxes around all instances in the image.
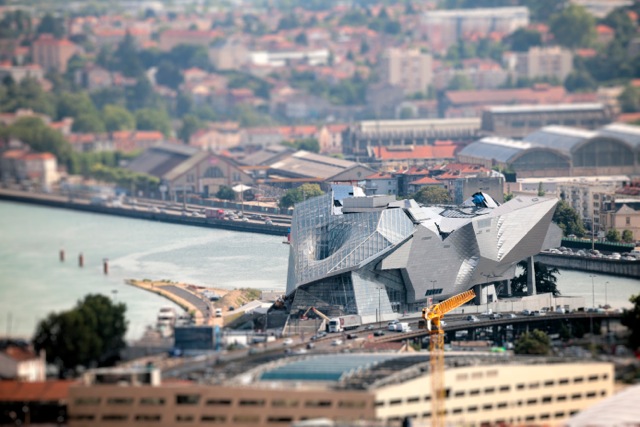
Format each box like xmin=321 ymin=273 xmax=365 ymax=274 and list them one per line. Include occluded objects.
xmin=286 ymin=186 xmax=561 ymax=320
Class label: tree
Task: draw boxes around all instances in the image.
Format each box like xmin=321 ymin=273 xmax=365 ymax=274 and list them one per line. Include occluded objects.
xmin=32 ymin=294 xmax=127 ymax=376
xmin=56 ymin=92 xmax=98 ymax=121
xmin=605 ymin=229 xmax=621 ymax=243
xmin=537 ymin=182 xmax=545 ymax=197
xmin=564 ymin=70 xmax=597 ymax=93
xmin=507 ymin=28 xmax=542 ymax=52
xmin=514 ymin=329 xmax=551 ymax=355
xmin=279 ymin=184 xmax=324 ymax=209
xmin=178 ymin=114 xmax=201 ymax=144
xmin=621 ymin=294 xmax=640 ymax=351
xmin=155 ymin=60 xmax=183 ymax=90
xmin=553 ymin=200 xmax=586 ymax=237
xmin=71 ymin=112 xmax=106 ymax=133
xmin=7 ymin=116 xmax=72 ymax=164
xmin=413 ymin=186 xmax=452 ymax=205
xmin=549 ymin=4 xmax=596 ymax=49
xmin=510 ymin=260 xmax=561 ymax=297
xmin=619 ymin=86 xmax=640 ymax=113
xmin=282 ymin=138 xmax=320 ymax=153
xmin=215 ymin=185 xmax=235 ymax=201
xmin=114 ymin=31 xmax=143 ymax=78
xmin=622 ymin=230 xmax=634 ymax=243
xmin=135 ymin=108 xmax=171 ymax=136
xmin=36 ymin=13 xmax=65 ymax=38
xmin=447 ymin=74 xmax=474 ymax=91
xmin=103 ymin=104 xmax=135 ymax=132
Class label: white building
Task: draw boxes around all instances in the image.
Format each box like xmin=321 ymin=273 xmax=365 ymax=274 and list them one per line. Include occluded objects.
xmin=249 ymin=49 xmax=329 ymax=67
xmin=379 ymin=48 xmax=433 ymax=95
xmin=503 ymin=46 xmax=574 ymax=82
xmin=0 ymin=346 xmax=46 ymax=382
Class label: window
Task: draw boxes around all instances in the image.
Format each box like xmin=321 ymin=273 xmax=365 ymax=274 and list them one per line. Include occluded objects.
xmin=540 ymin=414 xmax=550 ymax=420
xmin=557 ymin=395 xmax=567 ymax=402
xmin=527 ymin=399 xmax=537 ymax=406
xmin=201 ymin=415 xmax=226 ymax=423
xmin=454 ymin=391 xmax=465 ymax=397
xmin=452 ymin=408 xmax=463 ymax=414
xmin=499 ymin=385 xmax=510 ymax=392
xmin=422 ymin=412 xmax=431 ymax=418
xmin=497 ymin=402 xmax=507 ymax=409
xmin=627 ymin=217 xmax=631 ymax=225
xmin=305 ymin=400 xmax=332 ymax=408
xmin=75 ymin=397 xmax=101 ymax=405
xmin=484 ymin=387 xmax=495 ymax=394
xmin=70 ymin=414 xmax=95 ymax=421
xmin=140 ymin=397 xmax=165 ymax=406
xmin=516 ymin=384 xmax=525 ymax=390
xmin=107 ymin=397 xmax=133 ymax=405
xmin=176 ymin=415 xmax=195 ymax=422
xmin=374 ymin=401 xmax=385 ymax=407
xmin=407 ymin=396 xmax=420 ymax=403
xmin=469 ymin=389 xmax=480 ymax=396
xmin=233 ymin=415 xmax=259 ymax=423
xmin=571 ymin=393 xmax=582 ymax=400
xmin=267 ymin=416 xmax=293 ymax=423
xmin=486 ymin=370 xmax=498 ymax=378
xmin=483 ymin=404 xmax=493 ymax=410
xmin=559 ymin=378 xmax=569 ymax=385
xmin=544 ymin=380 xmax=554 ymax=387
xmin=588 ymin=375 xmax=599 ymax=382
xmin=456 ymin=374 xmax=468 ymax=381
xmin=239 ymin=399 xmax=265 ymax=407
xmin=206 ymin=399 xmax=231 ymax=406
xmin=272 ymin=399 xmax=298 ymax=408
xmin=176 ymin=394 xmax=200 ymax=405
xmin=525 ymin=415 xmax=535 ymax=422
xmin=542 ymin=396 xmax=552 ymax=404
xmin=102 ymin=414 xmax=128 ymax=421
xmin=586 ymin=392 xmax=597 ymax=398
xmin=574 ymin=377 xmax=584 ymax=383
xmin=339 ymin=401 xmax=366 ymax=408
xmin=135 ymin=414 xmax=161 ymax=422
xmin=529 ymin=382 xmax=540 ymax=389
xmin=468 ymin=406 xmax=478 ymax=413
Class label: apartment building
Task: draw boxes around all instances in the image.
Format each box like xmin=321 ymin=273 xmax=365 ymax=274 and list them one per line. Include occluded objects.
xmin=31 ymin=34 xmax=77 ymax=73
xmin=503 ymin=46 xmax=574 ymax=82
xmin=67 ymin=355 xmax=613 ymax=427
xmin=379 ymin=48 xmax=433 ymax=95
xmin=422 ymin=7 xmax=529 ymax=52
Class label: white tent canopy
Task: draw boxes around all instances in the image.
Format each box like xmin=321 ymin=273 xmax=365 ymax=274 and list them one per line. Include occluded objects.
xmin=232 ymin=184 xmax=252 ymax=193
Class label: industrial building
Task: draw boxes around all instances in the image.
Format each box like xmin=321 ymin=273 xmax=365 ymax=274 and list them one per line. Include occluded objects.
xmin=285 ymin=186 xmax=561 ymax=322
xmin=67 ymin=354 xmax=613 ymax=427
xmin=458 ymin=123 xmax=640 ymax=178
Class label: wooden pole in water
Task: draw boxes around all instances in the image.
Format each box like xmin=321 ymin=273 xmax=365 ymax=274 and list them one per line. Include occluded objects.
xmin=103 ymin=258 xmax=109 ymax=275
xmin=59 ymin=249 xmax=65 ymax=262
xmin=78 ymin=253 xmax=84 ymax=268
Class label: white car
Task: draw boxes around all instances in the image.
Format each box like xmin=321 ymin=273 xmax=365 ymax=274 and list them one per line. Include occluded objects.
xmin=331 ymin=339 xmax=343 ymax=346
xmin=283 ymin=338 xmax=293 ymax=346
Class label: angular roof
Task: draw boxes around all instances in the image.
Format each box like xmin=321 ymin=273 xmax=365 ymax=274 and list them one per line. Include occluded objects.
xmin=0 ymin=381 xmax=74 ymax=402
xmin=524 ymin=125 xmax=596 ymax=155
xmin=487 ymin=103 xmax=605 ymax=114
xmin=446 ymin=86 xmax=566 ymax=106
xmin=370 ymin=145 xmax=456 ymax=160
xmin=458 ymin=136 xmax=533 ymax=163
xmin=269 ymin=150 xmax=357 ymax=180
xmin=126 ymin=144 xmax=200 ymax=178
xmin=597 ymin=123 xmax=640 ymax=148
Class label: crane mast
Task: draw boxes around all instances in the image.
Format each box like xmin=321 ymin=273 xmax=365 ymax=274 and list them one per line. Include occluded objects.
xmin=422 ymin=289 xmax=476 ymax=427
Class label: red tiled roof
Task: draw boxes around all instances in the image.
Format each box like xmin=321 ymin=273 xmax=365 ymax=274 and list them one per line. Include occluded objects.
xmin=279 ymin=125 xmax=318 ymax=137
xmin=2 ymin=149 xmax=27 ymax=159
xmin=371 ymin=145 xmax=456 ymax=160
xmin=3 ymin=346 xmax=37 ymax=362
xmin=0 ymin=381 xmax=74 ymax=402
xmin=596 ymin=25 xmax=614 ymax=35
xmin=446 ymin=86 xmax=566 ymax=106
xmin=366 ymin=172 xmax=394 ymax=180
xmin=23 ymin=152 xmax=55 ymax=161
xmin=33 ymin=34 xmax=74 ymax=47
xmin=411 ymin=176 xmax=441 ymax=185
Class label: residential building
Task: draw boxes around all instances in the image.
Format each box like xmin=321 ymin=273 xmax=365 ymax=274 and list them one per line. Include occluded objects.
xmin=405 ymin=175 xmax=443 ymax=195
xmin=364 ymin=171 xmax=399 ymax=196
xmin=444 ymin=85 xmax=570 ymax=119
xmin=249 ymin=48 xmax=329 ymax=67
xmin=208 ymin=39 xmax=249 ymax=70
xmin=367 ymin=143 xmax=457 ymax=170
xmin=0 ymin=380 xmax=73 ymax=425
xmin=480 ymin=103 xmax=612 ymax=138
xmin=601 ymin=198 xmax=640 ymax=241
xmin=67 ymin=356 xmax=613 ymax=427
xmin=1 ymin=150 xmax=58 ymax=189
xmin=343 ymin=118 xmax=481 ymax=161
xmin=31 ymin=34 xmax=77 ymax=73
xmin=286 ymin=185 xmax=560 ymax=318
xmin=0 ymin=345 xmax=46 ymax=382
xmin=188 ymin=122 xmax=241 ymax=153
xmin=433 ymin=59 xmax=509 ymax=91
xmin=158 ymin=29 xmax=221 ymax=51
xmin=0 ymin=63 xmax=44 ymax=82
xmin=379 ymin=48 xmax=433 ymax=96
xmin=317 ymin=124 xmax=348 ymax=155
xmin=503 ymin=46 xmax=573 ymax=82
xmin=422 ymin=7 xmax=529 ymax=52
xmin=68 ymin=133 xmax=114 ymax=153
xmin=112 ymin=131 xmax=166 ymax=153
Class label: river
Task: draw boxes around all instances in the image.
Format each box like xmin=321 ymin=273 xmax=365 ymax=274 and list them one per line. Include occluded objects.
xmin=0 ymin=201 xmax=637 ymax=340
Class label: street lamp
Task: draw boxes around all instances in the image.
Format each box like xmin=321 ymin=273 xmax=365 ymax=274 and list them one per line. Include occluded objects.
xmin=604 ymin=281 xmax=609 ymax=308
xmin=589 ymin=274 xmax=596 ymax=308
xmin=376 ymin=286 xmax=384 ymax=327
xmin=429 ymin=280 xmax=437 ymax=301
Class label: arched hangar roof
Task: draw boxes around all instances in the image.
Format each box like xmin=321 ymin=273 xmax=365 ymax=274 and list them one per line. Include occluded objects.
xmin=458 ymin=136 xmax=569 ymax=163
xmin=596 ymin=123 xmax=640 ymax=149
xmin=523 ymin=125 xmax=596 ymax=155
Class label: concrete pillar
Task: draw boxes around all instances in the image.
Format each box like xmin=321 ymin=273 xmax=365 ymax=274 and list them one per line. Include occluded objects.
xmin=473 ymin=284 xmax=485 ymax=305
xmin=527 ymin=256 xmax=537 ymax=296
xmin=503 ymin=279 xmax=511 ymax=297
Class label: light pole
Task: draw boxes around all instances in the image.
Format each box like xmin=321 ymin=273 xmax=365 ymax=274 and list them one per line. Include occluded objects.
xmin=377 ymin=286 xmax=383 ymax=327
xmin=604 ymin=281 xmax=609 ymax=308
xmin=589 ymin=274 xmax=596 ymax=308
xmin=429 ymin=280 xmax=437 ymax=300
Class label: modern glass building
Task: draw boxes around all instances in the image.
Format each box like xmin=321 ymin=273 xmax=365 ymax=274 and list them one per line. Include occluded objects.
xmin=286 ymin=185 xmax=561 ymax=323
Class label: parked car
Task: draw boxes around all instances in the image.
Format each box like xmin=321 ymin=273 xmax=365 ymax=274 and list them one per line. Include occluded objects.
xmin=466 ymin=315 xmax=479 ymax=322
xmin=489 ymin=313 xmax=502 ymax=320
xmin=506 ymin=313 xmax=517 ymax=318
xmin=373 ymin=330 xmax=385 ymax=337
xmin=331 ymin=339 xmax=343 ymax=346
xmin=521 ymin=309 xmax=531 ymax=316
xmin=283 ymin=338 xmax=293 ymax=346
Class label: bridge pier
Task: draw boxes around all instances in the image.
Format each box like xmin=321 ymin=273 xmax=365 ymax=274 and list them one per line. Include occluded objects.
xmin=527 ymin=256 xmax=537 ymax=296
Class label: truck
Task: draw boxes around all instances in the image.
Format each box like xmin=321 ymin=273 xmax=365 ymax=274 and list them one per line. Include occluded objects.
xmin=205 ymin=208 xmax=226 ymax=220
xmin=389 ymin=322 xmax=411 ymax=332
xmin=328 ymin=315 xmax=361 ymax=333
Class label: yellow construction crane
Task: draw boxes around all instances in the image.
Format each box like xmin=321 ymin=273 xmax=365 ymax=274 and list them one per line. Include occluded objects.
xmin=421 ymin=289 xmax=476 ymax=427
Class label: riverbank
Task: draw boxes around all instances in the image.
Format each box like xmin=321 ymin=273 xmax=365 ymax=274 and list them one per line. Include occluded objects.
xmin=125 ymin=279 xmax=265 ymax=327
xmin=0 ymin=188 xmax=290 ymax=237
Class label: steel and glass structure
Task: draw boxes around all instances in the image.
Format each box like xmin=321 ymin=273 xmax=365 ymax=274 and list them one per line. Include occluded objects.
xmin=286 ymin=185 xmax=561 ymax=321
